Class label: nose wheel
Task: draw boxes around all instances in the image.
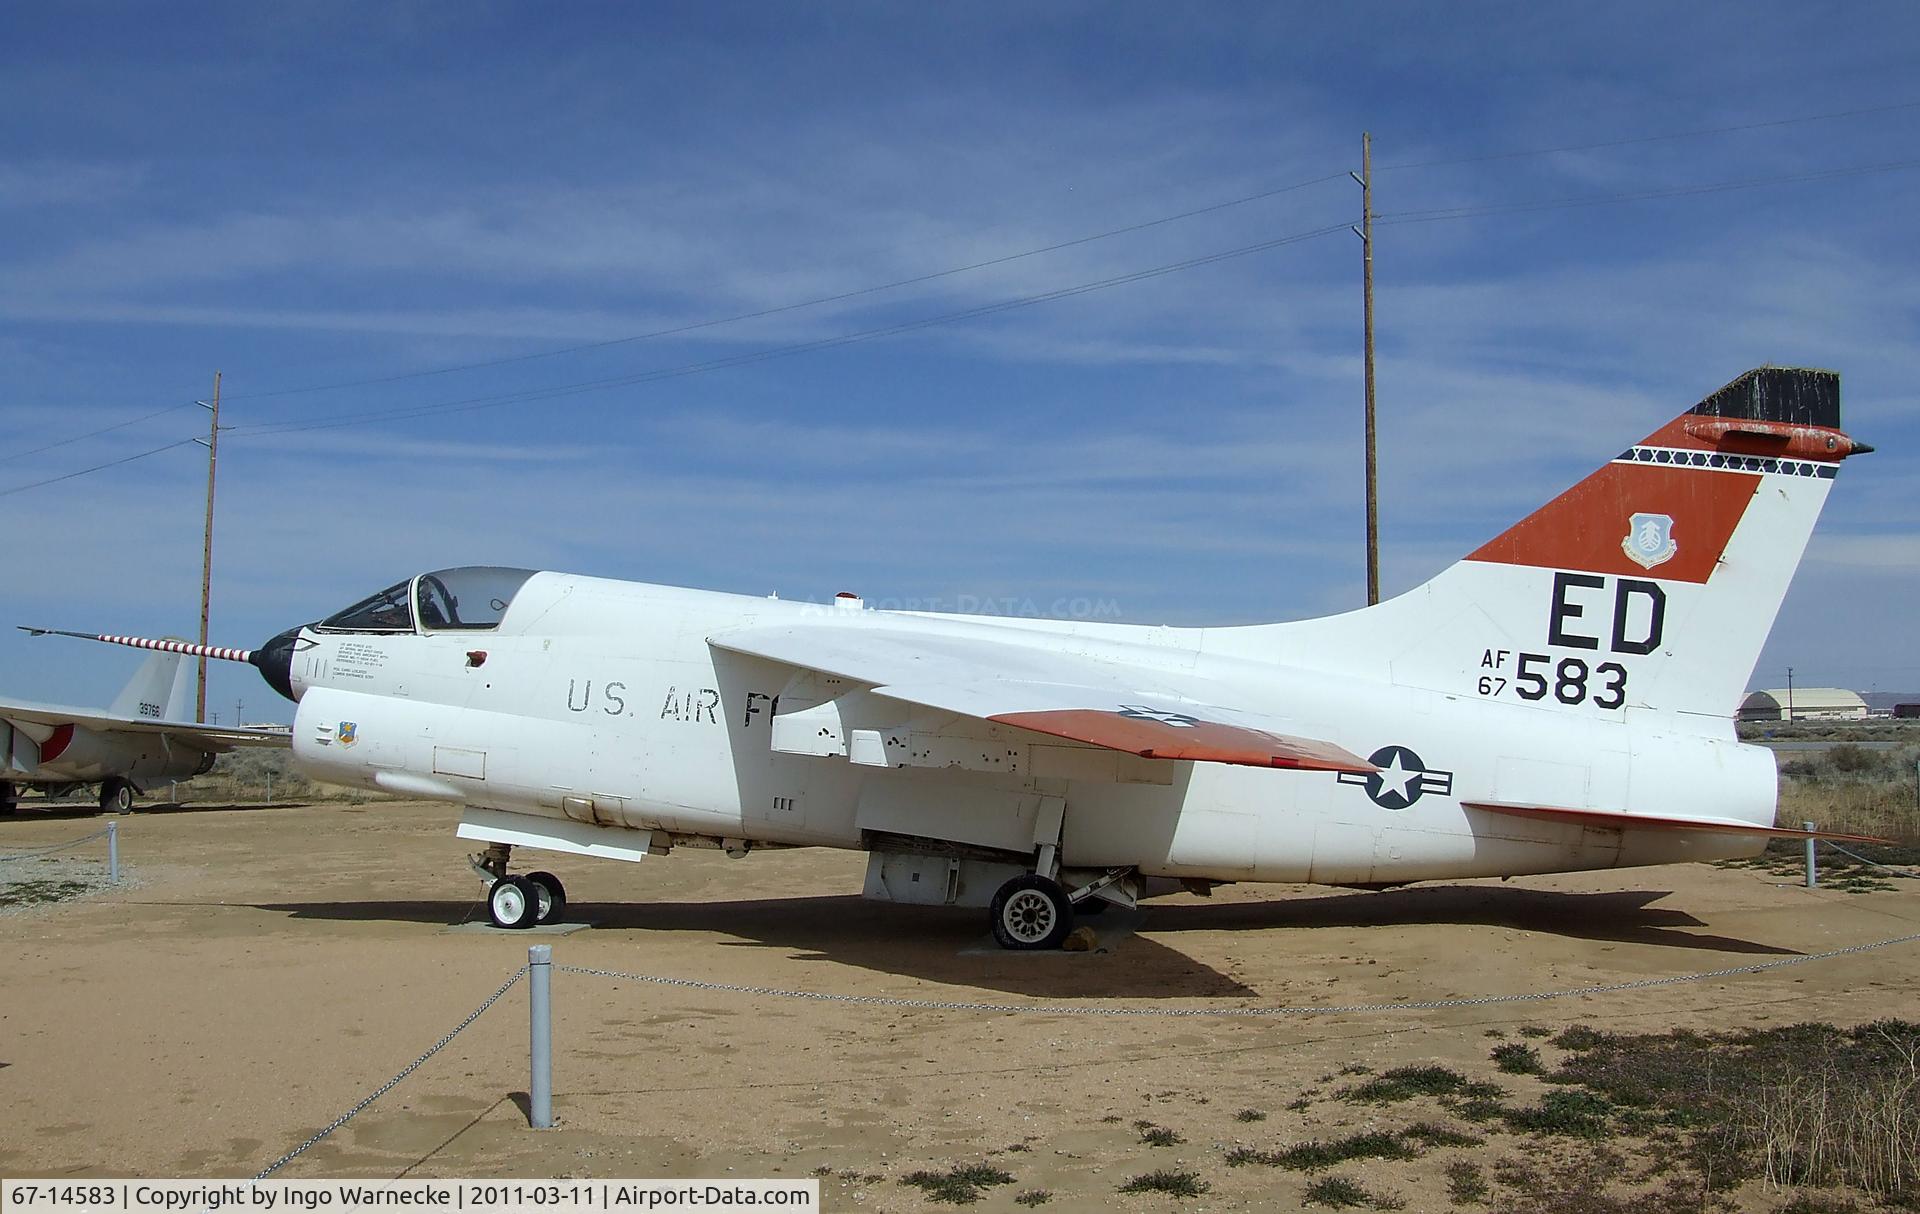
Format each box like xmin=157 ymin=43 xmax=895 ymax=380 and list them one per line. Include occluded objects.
xmin=488 ymin=876 xmax=540 ymax=929
xmin=472 ymin=844 xmax=568 ymax=929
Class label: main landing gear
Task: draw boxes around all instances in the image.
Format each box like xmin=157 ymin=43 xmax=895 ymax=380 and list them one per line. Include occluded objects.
xmin=99 ymin=778 xmax=135 ymax=814
xmin=990 ymin=874 xmax=1074 ymax=950
xmin=988 ymin=866 xmax=1134 ymax=950
xmin=470 ymin=842 xmax=567 ymax=930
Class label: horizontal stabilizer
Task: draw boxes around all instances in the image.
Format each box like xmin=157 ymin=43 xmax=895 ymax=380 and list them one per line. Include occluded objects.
xmin=1465 ymin=800 xmax=1892 ymax=844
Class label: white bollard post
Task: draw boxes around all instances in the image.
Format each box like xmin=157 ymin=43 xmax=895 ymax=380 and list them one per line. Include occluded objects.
xmin=107 ymin=820 xmax=119 ymax=884
xmin=529 ymin=944 xmax=553 ymax=1128
xmin=1804 ymin=821 xmax=1817 ymax=889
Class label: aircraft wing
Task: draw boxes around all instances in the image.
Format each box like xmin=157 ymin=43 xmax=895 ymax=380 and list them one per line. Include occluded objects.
xmin=0 ymin=696 xmax=290 ymax=751
xmin=710 ymin=624 xmax=1375 ymax=773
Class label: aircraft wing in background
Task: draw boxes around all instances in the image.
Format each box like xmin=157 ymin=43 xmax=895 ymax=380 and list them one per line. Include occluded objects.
xmin=0 ymin=695 xmax=289 ymax=752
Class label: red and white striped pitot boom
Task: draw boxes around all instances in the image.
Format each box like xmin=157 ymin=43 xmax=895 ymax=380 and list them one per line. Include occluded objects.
xmin=17 ymin=627 xmax=255 ymax=664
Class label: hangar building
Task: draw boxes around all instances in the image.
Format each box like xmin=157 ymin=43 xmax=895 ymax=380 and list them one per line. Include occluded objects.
xmin=1738 ymin=688 xmax=1869 ymax=722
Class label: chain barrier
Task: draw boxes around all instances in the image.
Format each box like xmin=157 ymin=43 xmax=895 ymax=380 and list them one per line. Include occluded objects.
xmin=0 ymin=828 xmax=110 ymax=863
xmin=1826 ymin=841 xmax=1920 ymax=880
xmin=255 ymin=965 xmax=529 ymax=1179
xmin=560 ymin=931 xmax=1920 ymax=1019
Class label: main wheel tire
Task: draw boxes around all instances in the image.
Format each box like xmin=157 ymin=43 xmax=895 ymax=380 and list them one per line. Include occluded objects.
xmin=525 ymin=871 xmax=567 ymax=925
xmin=100 ymin=779 xmax=134 ymax=814
xmin=990 ymin=874 xmax=1074 ymax=951
xmin=488 ymin=876 xmax=540 ymax=929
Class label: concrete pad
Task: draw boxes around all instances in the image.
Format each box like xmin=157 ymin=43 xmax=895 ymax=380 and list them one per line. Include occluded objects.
xmin=442 ymin=919 xmax=594 ymax=936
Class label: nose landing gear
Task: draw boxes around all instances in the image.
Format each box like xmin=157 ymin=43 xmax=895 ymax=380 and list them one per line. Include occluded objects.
xmin=470 ymin=843 xmax=567 ymax=929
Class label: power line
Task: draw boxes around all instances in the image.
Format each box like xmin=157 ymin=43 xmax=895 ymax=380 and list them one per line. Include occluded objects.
xmin=210 ymin=98 xmax=1920 ymax=401
xmin=1378 ymin=98 xmax=1920 ymax=171
xmin=0 ymin=437 xmax=201 ymax=499
xmin=0 ymin=399 xmax=200 ymax=465
xmin=227 ymin=222 xmax=1356 ymax=438
xmin=227 ymin=156 xmax=1920 ymax=441
xmin=15 ymin=97 xmax=1919 ymax=456
xmin=221 ymin=172 xmax=1350 ymax=403
xmin=14 ymin=153 xmax=1914 ymax=483
xmin=11 ymin=107 xmax=1920 ymax=487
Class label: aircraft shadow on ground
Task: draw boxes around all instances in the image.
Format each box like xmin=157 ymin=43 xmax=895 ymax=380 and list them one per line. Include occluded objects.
xmin=1140 ymin=885 xmax=1798 ymax=956
xmin=1 ymin=800 xmax=301 ymax=822
xmin=126 ymin=800 xmax=305 ymax=817
xmin=249 ymin=881 xmax=1797 ymax=1000
xmin=249 ymin=894 xmax=1256 ymax=999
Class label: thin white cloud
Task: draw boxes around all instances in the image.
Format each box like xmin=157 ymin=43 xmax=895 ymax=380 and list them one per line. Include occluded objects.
xmin=0 ymin=160 xmax=147 ymax=210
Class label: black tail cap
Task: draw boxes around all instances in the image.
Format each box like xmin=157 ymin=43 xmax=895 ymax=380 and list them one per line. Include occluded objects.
xmin=1691 ymin=367 xmax=1840 ymax=429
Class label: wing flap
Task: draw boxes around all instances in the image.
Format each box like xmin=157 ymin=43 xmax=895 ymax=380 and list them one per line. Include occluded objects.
xmin=1466 ymin=800 xmax=1893 ymax=844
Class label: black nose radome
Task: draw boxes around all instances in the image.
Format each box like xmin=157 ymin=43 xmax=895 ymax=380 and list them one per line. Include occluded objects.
xmin=254 ymin=626 xmax=304 ymax=702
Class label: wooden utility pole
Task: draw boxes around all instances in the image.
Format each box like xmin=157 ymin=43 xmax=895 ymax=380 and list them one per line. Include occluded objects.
xmin=1352 ymin=133 xmax=1379 ymax=605
xmin=195 ymin=372 xmax=222 ymax=723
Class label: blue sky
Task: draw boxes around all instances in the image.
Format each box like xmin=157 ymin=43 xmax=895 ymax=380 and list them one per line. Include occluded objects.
xmin=2 ymin=2 xmax=1917 ymax=720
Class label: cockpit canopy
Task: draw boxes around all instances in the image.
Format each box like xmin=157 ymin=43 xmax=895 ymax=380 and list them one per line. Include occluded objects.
xmin=316 ymin=567 xmax=537 ymax=634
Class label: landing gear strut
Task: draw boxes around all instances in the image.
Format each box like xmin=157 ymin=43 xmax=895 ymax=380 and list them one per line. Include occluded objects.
xmin=0 ymin=781 xmax=16 ymax=814
xmin=469 ymin=843 xmax=567 ymax=929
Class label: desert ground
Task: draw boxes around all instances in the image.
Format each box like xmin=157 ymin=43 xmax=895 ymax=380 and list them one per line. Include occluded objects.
xmin=2 ymin=797 xmax=1917 ymax=1211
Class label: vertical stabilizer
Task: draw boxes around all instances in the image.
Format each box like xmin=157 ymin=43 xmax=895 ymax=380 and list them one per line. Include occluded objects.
xmin=1217 ymin=369 xmax=1867 ymax=721
xmin=106 ymin=648 xmax=193 ymax=722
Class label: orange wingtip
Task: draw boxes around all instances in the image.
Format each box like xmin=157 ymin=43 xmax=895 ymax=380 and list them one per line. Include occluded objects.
xmin=1465 ymin=801 xmax=1896 ymax=845
xmin=990 ymin=709 xmax=1377 ymax=773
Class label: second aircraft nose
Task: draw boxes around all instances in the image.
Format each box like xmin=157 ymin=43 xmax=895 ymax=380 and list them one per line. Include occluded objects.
xmin=253 ymin=626 xmax=307 ymax=702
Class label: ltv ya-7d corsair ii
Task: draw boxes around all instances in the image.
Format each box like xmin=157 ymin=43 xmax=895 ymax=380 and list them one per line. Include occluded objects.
xmin=39 ymin=368 xmax=1878 ymax=946
xmin=2 ymin=642 xmax=288 ymax=813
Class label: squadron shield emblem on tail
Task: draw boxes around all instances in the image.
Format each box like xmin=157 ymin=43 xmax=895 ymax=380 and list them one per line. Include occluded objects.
xmin=1622 ymin=512 xmax=1678 ymax=569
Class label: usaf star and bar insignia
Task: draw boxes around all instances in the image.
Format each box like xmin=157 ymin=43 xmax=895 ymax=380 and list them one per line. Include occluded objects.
xmin=1338 ymin=745 xmax=1455 ymax=810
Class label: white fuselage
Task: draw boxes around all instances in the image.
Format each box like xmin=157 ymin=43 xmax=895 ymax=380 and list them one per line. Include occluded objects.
xmin=287 ymin=572 xmax=1774 ymax=885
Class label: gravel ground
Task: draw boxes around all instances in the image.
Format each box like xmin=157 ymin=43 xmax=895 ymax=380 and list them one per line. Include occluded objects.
xmin=0 ymin=844 xmax=131 ymax=916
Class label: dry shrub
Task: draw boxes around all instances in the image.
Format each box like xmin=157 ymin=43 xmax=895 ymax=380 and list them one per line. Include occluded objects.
xmin=1737 ymin=1026 xmax=1920 ymax=1194
xmin=1554 ymin=1020 xmax=1920 ymax=1200
xmin=1777 ymin=779 xmax=1915 ymax=844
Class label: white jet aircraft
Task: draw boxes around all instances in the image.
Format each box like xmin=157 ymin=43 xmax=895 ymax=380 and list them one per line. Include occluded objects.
xmin=1 ymin=643 xmax=288 ymax=813
xmin=36 ymin=368 xmax=1880 ymax=946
